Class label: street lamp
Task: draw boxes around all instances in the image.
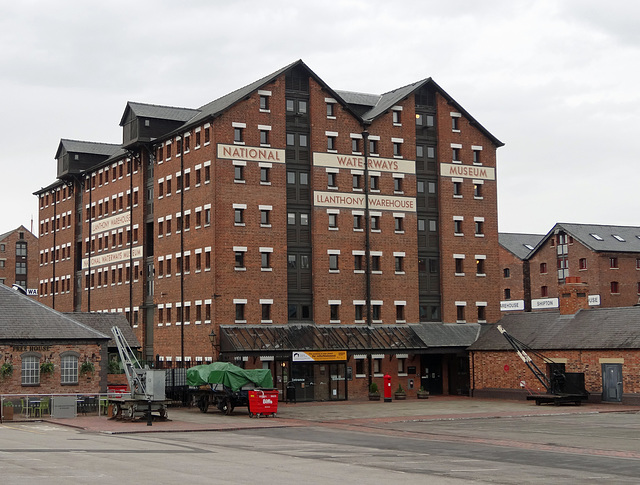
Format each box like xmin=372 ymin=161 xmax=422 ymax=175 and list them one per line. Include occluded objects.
xmin=208 ymin=329 xmax=219 ymax=357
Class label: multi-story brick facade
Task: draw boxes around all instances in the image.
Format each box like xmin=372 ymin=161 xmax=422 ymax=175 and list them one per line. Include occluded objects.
xmin=34 ymin=60 xmax=503 ymax=400
xmin=0 ymin=226 xmax=38 ymax=293
xmin=500 ymin=223 xmax=640 ymax=314
xmin=498 ymin=233 xmax=544 ymax=312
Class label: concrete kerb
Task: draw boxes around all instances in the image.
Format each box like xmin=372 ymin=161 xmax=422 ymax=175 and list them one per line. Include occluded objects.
xmin=12 ymin=396 xmax=640 ymax=434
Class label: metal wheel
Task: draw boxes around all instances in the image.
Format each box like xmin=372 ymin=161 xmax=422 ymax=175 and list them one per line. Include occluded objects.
xmin=113 ymin=403 xmax=123 ymax=418
xmin=223 ymin=399 xmax=233 ymax=416
xmin=198 ymin=396 xmax=209 ymax=413
xmin=127 ymin=404 xmax=136 ymax=419
xmin=158 ymin=406 xmax=168 ymax=419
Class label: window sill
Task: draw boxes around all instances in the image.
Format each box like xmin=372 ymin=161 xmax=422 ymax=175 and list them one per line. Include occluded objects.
xmin=452 ymin=129 xmax=461 ymax=133
xmin=327 ymin=186 xmax=338 ymax=191
xmin=454 ymin=233 xmax=464 ymax=237
xmin=235 ymin=320 xmax=247 ymax=324
xmin=234 ymin=141 xmax=246 ymax=146
xmin=260 ymin=182 xmax=272 ymax=186
xmin=353 ymin=188 xmax=363 ymax=192
xmin=328 ymin=149 xmax=338 ymax=154
xmin=455 ymin=273 xmax=465 ymax=277
xmin=235 ymin=267 xmax=247 ymax=272
xmin=372 ymin=270 xmax=382 ymax=275
xmin=234 ymin=180 xmax=246 ymax=184
xmin=261 ymin=320 xmax=273 ymax=324
xmin=452 ymin=160 xmax=462 ymax=164
xmin=475 ymin=234 xmax=485 ymax=238
xmin=395 ymin=271 xmax=405 ymax=275
xmin=329 ymin=270 xmax=340 ymax=274
xmin=397 ymin=372 xmax=408 ymax=377
xmin=329 ymin=227 xmax=338 ymax=231
xmin=395 ymin=230 xmax=405 ymax=235
xmin=477 ymin=273 xmax=486 ymax=277
xmin=354 ymin=270 xmax=365 ymax=274
xmin=260 ymin=224 xmax=272 ymax=228
xmin=454 ymin=195 xmax=463 ymax=199
xmin=261 ymin=268 xmax=273 ymax=272
xmin=329 ymin=320 xmax=340 ymax=324
xmin=234 ymin=223 xmax=245 ymax=227
xmin=260 ymin=109 xmax=270 ymax=114
xmin=353 ymin=228 xmax=364 ymax=232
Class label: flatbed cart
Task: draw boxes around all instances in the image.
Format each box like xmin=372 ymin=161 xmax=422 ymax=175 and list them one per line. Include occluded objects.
xmin=187 ymin=362 xmax=274 ymax=416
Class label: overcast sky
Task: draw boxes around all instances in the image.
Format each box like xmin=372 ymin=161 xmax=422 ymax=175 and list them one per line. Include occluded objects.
xmin=1 ymin=0 xmax=638 ymax=236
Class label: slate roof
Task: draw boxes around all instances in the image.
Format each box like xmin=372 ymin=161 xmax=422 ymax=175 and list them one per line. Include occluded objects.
xmin=119 ymin=101 xmax=201 ymax=126
xmin=55 ymin=139 xmax=123 ymax=160
xmin=527 ymin=223 xmax=640 ymax=259
xmin=64 ymin=312 xmax=140 ymax=348
xmin=499 ymin=232 xmax=545 ymax=260
xmin=0 ymin=284 xmax=109 ymax=341
xmin=468 ymin=306 xmax=640 ymax=351
xmin=410 ymin=323 xmax=482 ymax=348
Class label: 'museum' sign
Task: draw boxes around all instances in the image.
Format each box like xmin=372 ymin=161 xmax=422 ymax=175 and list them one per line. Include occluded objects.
xmin=441 ymin=163 xmax=495 ymax=180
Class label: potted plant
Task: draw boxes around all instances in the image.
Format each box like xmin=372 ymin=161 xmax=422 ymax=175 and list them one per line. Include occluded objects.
xmin=368 ymin=382 xmax=381 ymax=401
xmin=80 ymin=361 xmax=95 ymax=376
xmin=0 ymin=362 xmax=13 ymax=379
xmin=40 ymin=361 xmax=54 ymax=376
xmin=394 ymin=384 xmax=406 ymax=400
xmin=2 ymin=401 xmax=14 ymax=420
xmin=417 ymin=386 xmax=430 ymax=399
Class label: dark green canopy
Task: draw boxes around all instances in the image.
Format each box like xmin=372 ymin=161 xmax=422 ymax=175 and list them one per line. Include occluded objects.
xmin=186 ymin=362 xmax=273 ymax=392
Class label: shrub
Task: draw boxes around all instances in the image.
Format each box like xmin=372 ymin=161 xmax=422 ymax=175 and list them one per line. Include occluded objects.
xmin=0 ymin=363 xmax=13 ymax=378
xmin=369 ymin=382 xmax=379 ymax=394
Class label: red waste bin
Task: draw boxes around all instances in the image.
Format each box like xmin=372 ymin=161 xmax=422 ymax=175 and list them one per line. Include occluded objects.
xmin=248 ymin=389 xmax=279 ymax=418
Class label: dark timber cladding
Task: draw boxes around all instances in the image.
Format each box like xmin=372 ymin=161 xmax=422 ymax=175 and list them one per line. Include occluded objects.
xmin=35 ymin=59 xmax=503 ymax=401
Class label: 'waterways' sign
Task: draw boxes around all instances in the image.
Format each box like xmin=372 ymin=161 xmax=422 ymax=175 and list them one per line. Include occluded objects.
xmin=82 ymin=246 xmax=143 ymax=270
xmin=313 ymin=152 xmax=416 ymax=174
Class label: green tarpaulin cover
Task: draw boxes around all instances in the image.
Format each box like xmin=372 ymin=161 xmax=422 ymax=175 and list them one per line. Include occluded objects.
xmin=186 ymin=362 xmax=273 ymax=392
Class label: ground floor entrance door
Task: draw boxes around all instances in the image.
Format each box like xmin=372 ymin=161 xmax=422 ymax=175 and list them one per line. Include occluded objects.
xmin=421 ymin=355 xmax=443 ymax=395
xmin=602 ymin=363 xmax=623 ymax=402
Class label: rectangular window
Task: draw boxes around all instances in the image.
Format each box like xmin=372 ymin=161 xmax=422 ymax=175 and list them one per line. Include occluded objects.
xmin=456 ymin=305 xmax=465 ymax=322
xmin=354 ymin=254 xmax=363 ymax=271
xmin=610 ymin=257 xmax=618 ymax=269
xmin=329 ymin=254 xmax=339 ymax=271
xmin=395 ymin=304 xmax=405 ymax=322
xmin=540 ymin=263 xmax=547 ymax=274
xmin=371 ymin=215 xmax=380 ymax=231
xmin=235 ymin=251 xmax=245 ymax=269
xmin=475 ymin=221 xmax=484 ymax=236
xmin=353 ymin=214 xmax=363 ymax=230
xmin=351 ymin=138 xmax=360 ymax=153
xmin=327 ymin=172 xmax=337 ymax=188
xmin=235 ymin=209 xmax=244 ymax=224
xmin=455 ymin=258 xmax=464 ymax=275
xmin=395 ymin=256 xmax=404 ymax=273
xmin=477 ymin=306 xmax=486 ymax=322
xmin=504 ymin=288 xmax=511 ymax=300
xmin=262 ymin=304 xmax=271 ymax=322
xmin=61 ymin=354 xmax=78 ymax=384
xmin=474 ymin=183 xmax=482 ymax=198
xmin=234 ymin=165 xmax=244 ymax=181
xmin=453 ymin=181 xmax=462 ymax=196
xmin=579 ymin=258 xmax=587 ymax=270
xmin=372 ymin=255 xmax=381 ymax=272
xmin=21 ymin=356 xmax=40 ymax=385
xmin=235 ymin=303 xmax=245 ymax=322
xmin=260 ymin=130 xmax=269 ymax=145
xmin=393 ymin=142 xmax=402 ymax=157
xmin=260 ymin=167 xmax=270 ymax=183
xmin=370 ymin=175 xmax=379 ymax=190
xmin=541 ymin=285 xmax=548 ymax=297
xmin=261 ymin=210 xmax=270 ymax=226
xmin=394 ymin=217 xmax=403 ymax=232
xmin=326 ymin=103 xmax=334 ymax=117
xmin=261 ymin=252 xmax=271 ymax=269
xmin=328 ymin=213 xmax=338 ymax=228
xmin=392 ymin=110 xmax=401 ymax=124
xmin=234 ymin=127 xmax=244 ymax=143
xmin=260 ymin=95 xmax=269 ymax=111
xmin=476 ymin=258 xmax=485 ymax=275
xmin=330 ymin=304 xmax=339 ymax=322
xmin=352 ymin=174 xmax=361 ymax=190
xmin=327 ymin=136 xmax=336 ymax=151
xmin=611 ymin=281 xmax=619 ymax=293
xmin=454 ymin=220 xmax=463 ymax=235
xmin=452 ymin=148 xmax=460 ymax=161
xmin=369 ymin=139 xmax=378 ymax=155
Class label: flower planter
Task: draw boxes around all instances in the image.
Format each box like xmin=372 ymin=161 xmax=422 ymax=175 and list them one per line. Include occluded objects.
xmin=394 ymin=393 xmax=406 ymax=400
xmin=417 ymin=392 xmax=430 ymax=399
xmin=2 ymin=406 xmax=14 ymax=420
xmin=368 ymin=393 xmax=381 ymax=401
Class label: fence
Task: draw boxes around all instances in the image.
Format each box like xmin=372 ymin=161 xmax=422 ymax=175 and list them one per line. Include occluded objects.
xmin=1 ymin=392 xmax=114 ymax=422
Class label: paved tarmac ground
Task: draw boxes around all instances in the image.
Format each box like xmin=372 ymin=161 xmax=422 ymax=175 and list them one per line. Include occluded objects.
xmin=1 ymin=397 xmax=639 ymax=484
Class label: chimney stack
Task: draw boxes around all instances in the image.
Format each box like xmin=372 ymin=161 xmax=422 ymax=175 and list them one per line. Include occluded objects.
xmin=559 ymin=276 xmax=590 ymax=315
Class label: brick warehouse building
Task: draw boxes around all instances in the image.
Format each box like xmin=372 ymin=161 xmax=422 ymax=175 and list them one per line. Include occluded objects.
xmin=0 ymin=226 xmax=39 ymax=292
xmin=34 ymin=60 xmax=503 ymax=400
xmin=499 ymin=223 xmax=640 ymax=315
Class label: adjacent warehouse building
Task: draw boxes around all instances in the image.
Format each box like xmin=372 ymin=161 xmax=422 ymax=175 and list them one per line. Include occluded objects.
xmin=0 ymin=226 xmax=39 ymax=293
xmin=34 ymin=60 xmax=503 ymax=400
xmin=500 ymin=223 xmax=640 ymax=315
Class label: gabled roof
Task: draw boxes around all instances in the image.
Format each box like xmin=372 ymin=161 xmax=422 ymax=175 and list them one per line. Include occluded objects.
xmin=339 ymin=77 xmax=503 ymax=148
xmin=499 ymin=232 xmax=545 ymax=260
xmin=54 ymin=139 xmax=122 ymax=160
xmin=0 ymin=226 xmax=33 ymax=243
xmin=176 ymin=60 xmax=361 ymax=133
xmin=468 ymin=306 xmax=640 ymax=351
xmin=526 ymin=223 xmax=640 ymax=259
xmin=64 ymin=312 xmax=140 ymax=348
xmin=410 ymin=322 xmax=481 ymax=348
xmin=119 ymin=102 xmax=201 ymax=127
xmin=0 ymin=284 xmax=109 ymax=341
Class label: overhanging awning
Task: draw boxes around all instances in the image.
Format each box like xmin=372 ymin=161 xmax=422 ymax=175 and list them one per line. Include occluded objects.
xmin=219 ymin=323 xmax=450 ymax=356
